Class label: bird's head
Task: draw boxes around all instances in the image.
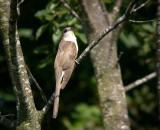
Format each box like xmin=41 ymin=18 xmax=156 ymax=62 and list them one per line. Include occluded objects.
xmin=63 ymin=27 xmax=76 ymax=42
xmin=63 ymin=27 xmax=72 ymax=33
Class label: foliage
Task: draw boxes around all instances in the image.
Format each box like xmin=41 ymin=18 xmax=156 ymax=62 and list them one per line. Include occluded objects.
xmin=62 ymin=104 xmax=102 ymax=130
xmin=0 ymin=0 xmax=157 ymax=130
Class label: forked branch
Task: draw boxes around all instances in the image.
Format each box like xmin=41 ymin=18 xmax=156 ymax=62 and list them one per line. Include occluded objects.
xmin=76 ymin=0 xmax=137 ymax=63
xmin=60 ymin=0 xmax=81 ymax=21
xmin=0 ymin=113 xmax=18 ymax=128
xmin=125 ymin=72 xmax=156 ymax=91
xmin=41 ymin=0 xmax=150 ymax=114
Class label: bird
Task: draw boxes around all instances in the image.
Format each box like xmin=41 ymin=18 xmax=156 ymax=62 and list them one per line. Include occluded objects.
xmin=53 ymin=27 xmax=78 ymax=118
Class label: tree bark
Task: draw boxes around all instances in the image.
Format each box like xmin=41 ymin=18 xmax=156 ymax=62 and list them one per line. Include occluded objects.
xmin=156 ymin=0 xmax=160 ymax=126
xmin=80 ymin=0 xmax=130 ymax=130
xmin=0 ymin=0 xmax=41 ymax=129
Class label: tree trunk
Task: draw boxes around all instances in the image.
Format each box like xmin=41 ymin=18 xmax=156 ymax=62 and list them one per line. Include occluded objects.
xmin=80 ymin=0 xmax=130 ymax=130
xmin=156 ymin=0 xmax=160 ymax=127
xmin=0 ymin=0 xmax=41 ymax=129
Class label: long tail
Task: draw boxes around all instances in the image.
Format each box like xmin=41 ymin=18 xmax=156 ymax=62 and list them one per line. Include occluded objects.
xmin=53 ymin=83 xmax=61 ymax=118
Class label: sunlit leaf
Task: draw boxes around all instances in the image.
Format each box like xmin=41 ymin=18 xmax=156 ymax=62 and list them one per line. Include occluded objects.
xmin=37 ymin=61 xmax=48 ymax=69
xmin=76 ymin=32 xmax=87 ymax=44
xmin=36 ymin=24 xmax=48 ymax=39
xmin=52 ymin=29 xmax=62 ymax=44
xmin=19 ymin=28 xmax=33 ymax=39
xmin=0 ymin=92 xmax=15 ymax=102
xmin=120 ymin=32 xmax=139 ymax=47
xmin=33 ymin=46 xmax=49 ymax=54
xmin=142 ymin=24 xmax=155 ymax=33
xmin=35 ymin=10 xmax=48 ymax=21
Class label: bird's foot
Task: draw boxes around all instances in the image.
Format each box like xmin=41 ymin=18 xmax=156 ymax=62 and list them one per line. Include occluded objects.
xmin=75 ymin=59 xmax=79 ymax=64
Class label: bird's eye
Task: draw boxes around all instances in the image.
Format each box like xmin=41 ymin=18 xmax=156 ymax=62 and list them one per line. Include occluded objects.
xmin=63 ymin=29 xmax=67 ymax=33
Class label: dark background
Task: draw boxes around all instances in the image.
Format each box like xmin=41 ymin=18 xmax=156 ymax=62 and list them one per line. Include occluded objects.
xmin=0 ymin=0 xmax=157 ymax=130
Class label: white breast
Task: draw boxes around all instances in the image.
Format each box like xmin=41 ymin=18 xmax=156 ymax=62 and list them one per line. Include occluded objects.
xmin=63 ymin=31 xmax=78 ymax=52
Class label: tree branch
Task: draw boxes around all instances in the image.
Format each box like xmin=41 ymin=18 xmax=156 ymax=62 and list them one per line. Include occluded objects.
xmin=76 ymin=0 xmax=137 ymax=63
xmin=132 ymin=0 xmax=150 ymax=12
xmin=125 ymin=72 xmax=156 ymax=91
xmin=0 ymin=0 xmax=23 ymax=124
xmin=156 ymin=0 xmax=160 ymax=124
xmin=60 ymin=0 xmax=81 ymax=21
xmin=9 ymin=0 xmax=37 ymax=120
xmin=41 ymin=93 xmax=55 ymax=116
xmin=112 ymin=0 xmax=123 ymax=17
xmin=129 ymin=19 xmax=155 ymax=23
xmin=1 ymin=0 xmax=44 ymax=129
xmin=0 ymin=113 xmax=18 ymax=128
xmin=26 ymin=65 xmax=47 ymax=103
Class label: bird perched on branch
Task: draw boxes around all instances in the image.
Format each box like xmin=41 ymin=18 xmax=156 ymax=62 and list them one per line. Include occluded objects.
xmin=53 ymin=27 xmax=78 ymax=118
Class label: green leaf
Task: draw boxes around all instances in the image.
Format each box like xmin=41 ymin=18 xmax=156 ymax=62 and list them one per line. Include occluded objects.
xmin=33 ymin=46 xmax=49 ymax=54
xmin=19 ymin=28 xmax=33 ymax=39
xmin=36 ymin=24 xmax=48 ymax=39
xmin=35 ymin=10 xmax=48 ymax=21
xmin=68 ymin=18 xmax=77 ymax=26
xmin=37 ymin=61 xmax=48 ymax=69
xmin=142 ymin=24 xmax=155 ymax=33
xmin=76 ymin=32 xmax=87 ymax=44
xmin=120 ymin=32 xmax=139 ymax=48
xmin=0 ymin=92 xmax=15 ymax=101
xmin=52 ymin=29 xmax=62 ymax=44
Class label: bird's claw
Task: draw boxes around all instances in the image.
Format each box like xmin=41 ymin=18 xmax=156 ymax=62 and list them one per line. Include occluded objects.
xmin=75 ymin=59 xmax=79 ymax=64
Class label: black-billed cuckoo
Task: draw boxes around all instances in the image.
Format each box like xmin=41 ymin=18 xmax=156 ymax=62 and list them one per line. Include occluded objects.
xmin=53 ymin=27 xmax=78 ymax=118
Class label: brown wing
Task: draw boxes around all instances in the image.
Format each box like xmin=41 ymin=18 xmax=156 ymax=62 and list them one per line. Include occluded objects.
xmin=54 ymin=40 xmax=77 ymax=89
xmin=54 ymin=40 xmax=77 ymax=83
xmin=57 ymin=40 xmax=77 ymax=70
xmin=61 ymin=63 xmax=75 ymax=89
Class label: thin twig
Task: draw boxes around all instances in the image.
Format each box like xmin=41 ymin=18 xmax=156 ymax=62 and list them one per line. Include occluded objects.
xmin=125 ymin=72 xmax=156 ymax=91
xmin=132 ymin=0 xmax=150 ymax=12
xmin=76 ymin=0 xmax=137 ymax=63
xmin=112 ymin=0 xmax=123 ymax=16
xmin=0 ymin=113 xmax=18 ymax=128
xmin=17 ymin=0 xmax=24 ymax=6
xmin=42 ymin=93 xmax=55 ymax=115
xmin=17 ymin=0 xmax=25 ymax=16
xmin=129 ymin=19 xmax=155 ymax=23
xmin=26 ymin=65 xmax=47 ymax=103
xmin=60 ymin=0 xmax=81 ymax=21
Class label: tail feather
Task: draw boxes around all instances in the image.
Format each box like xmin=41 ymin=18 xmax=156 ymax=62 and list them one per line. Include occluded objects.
xmin=53 ymin=95 xmax=59 ymax=118
xmin=53 ymin=83 xmax=61 ymax=118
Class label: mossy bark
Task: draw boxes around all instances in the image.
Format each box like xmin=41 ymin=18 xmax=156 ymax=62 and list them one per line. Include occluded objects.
xmin=0 ymin=0 xmax=42 ymax=129
xmin=80 ymin=0 xmax=130 ymax=130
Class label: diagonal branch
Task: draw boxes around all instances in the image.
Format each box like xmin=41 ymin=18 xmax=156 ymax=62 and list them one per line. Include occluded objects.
xmin=76 ymin=0 xmax=137 ymax=63
xmin=0 ymin=0 xmax=21 ymax=123
xmin=0 ymin=113 xmax=18 ymax=128
xmin=60 ymin=0 xmax=81 ymax=21
xmin=112 ymin=0 xmax=123 ymax=17
xmin=9 ymin=0 xmax=37 ymax=120
xmin=41 ymin=93 xmax=55 ymax=116
xmin=125 ymin=72 xmax=156 ymax=91
xmin=132 ymin=0 xmax=150 ymax=12
xmin=26 ymin=65 xmax=47 ymax=103
xmin=129 ymin=19 xmax=155 ymax=23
